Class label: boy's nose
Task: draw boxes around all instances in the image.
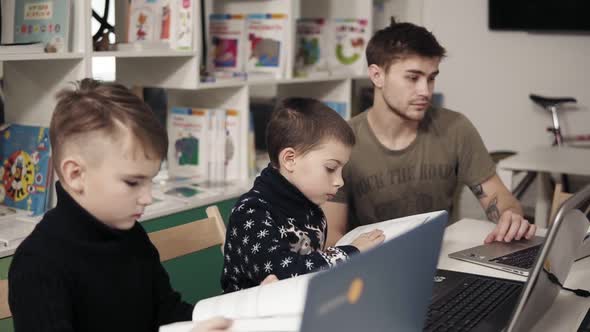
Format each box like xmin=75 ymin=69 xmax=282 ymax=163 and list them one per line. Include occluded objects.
xmin=334 ymin=174 xmax=344 ymax=188
xmin=138 ymin=188 xmax=153 ymax=206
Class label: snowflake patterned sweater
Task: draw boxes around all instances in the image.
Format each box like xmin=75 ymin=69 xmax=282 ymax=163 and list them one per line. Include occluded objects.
xmin=221 ymin=165 xmax=359 ymax=293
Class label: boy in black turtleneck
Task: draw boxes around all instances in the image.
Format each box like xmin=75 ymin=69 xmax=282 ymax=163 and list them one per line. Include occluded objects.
xmin=8 ymin=79 xmax=231 ymax=332
xmin=221 ymin=97 xmax=385 ymax=293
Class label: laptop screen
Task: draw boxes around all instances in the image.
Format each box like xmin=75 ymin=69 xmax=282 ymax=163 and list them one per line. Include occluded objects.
xmin=506 ymin=185 xmax=590 ymax=331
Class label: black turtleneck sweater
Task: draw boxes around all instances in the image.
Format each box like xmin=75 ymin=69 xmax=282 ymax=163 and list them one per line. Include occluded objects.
xmin=8 ymin=183 xmax=193 ymax=332
xmin=221 ymin=165 xmax=358 ymax=293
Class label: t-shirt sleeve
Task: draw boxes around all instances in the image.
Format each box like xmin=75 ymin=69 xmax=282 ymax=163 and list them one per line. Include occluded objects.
xmin=454 ymin=114 xmax=496 ymax=187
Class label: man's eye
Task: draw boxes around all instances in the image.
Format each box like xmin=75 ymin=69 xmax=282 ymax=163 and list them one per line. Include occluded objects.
xmin=125 ymin=180 xmax=139 ymax=187
xmin=325 ymin=167 xmax=336 ymax=173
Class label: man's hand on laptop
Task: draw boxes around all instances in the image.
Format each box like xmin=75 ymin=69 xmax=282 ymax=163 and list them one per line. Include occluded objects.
xmin=484 ymin=210 xmax=537 ymax=244
xmin=351 ymin=229 xmax=385 ymax=252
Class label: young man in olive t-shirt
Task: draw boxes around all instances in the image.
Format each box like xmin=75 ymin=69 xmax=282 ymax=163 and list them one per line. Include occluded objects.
xmin=324 ymin=18 xmax=536 ymax=246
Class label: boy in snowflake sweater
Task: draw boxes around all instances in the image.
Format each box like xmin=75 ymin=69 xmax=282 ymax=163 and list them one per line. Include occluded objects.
xmin=221 ymin=97 xmax=385 ymax=292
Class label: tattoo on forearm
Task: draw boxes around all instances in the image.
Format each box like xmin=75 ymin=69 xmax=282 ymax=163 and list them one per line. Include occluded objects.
xmin=486 ymin=197 xmax=501 ymax=222
xmin=470 ymin=184 xmax=486 ymax=199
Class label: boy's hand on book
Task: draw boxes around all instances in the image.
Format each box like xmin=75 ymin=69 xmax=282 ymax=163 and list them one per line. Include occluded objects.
xmin=260 ymin=274 xmax=279 ymax=285
xmin=192 ymin=317 xmax=233 ymax=332
xmin=350 ymin=229 xmax=385 ymax=252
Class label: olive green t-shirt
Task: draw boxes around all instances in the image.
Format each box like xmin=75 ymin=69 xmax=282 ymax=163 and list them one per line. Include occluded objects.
xmin=332 ymin=107 xmax=496 ymax=227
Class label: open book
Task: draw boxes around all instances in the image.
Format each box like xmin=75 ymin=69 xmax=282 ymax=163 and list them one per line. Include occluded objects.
xmin=160 ymin=273 xmax=313 ymax=332
xmin=335 ymin=211 xmax=443 ymax=246
xmin=159 ymin=210 xmax=445 ymax=332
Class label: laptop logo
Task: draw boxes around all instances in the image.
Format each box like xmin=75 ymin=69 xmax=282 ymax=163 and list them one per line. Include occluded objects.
xmin=318 ymin=277 xmax=365 ymax=315
xmin=347 ymin=278 xmax=364 ymax=304
xmin=434 ymin=276 xmax=446 ymax=283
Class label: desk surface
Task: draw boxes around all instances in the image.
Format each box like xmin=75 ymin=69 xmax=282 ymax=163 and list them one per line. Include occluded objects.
xmin=444 ymin=219 xmax=590 ymax=332
xmin=498 ymin=146 xmax=590 ymax=176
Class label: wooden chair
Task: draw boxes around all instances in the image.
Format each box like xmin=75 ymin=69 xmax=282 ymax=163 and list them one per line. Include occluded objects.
xmin=549 ymin=183 xmax=573 ymax=226
xmin=0 ymin=279 xmax=10 ymax=319
xmin=148 ymin=206 xmax=227 ymax=262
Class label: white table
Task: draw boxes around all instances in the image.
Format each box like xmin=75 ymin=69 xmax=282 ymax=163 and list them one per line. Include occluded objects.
xmin=497 ymin=146 xmax=590 ymax=227
xmin=443 ymin=218 xmax=590 ymax=331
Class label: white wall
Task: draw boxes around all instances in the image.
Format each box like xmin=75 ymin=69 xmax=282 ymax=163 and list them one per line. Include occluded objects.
xmin=421 ymin=0 xmax=590 ymax=152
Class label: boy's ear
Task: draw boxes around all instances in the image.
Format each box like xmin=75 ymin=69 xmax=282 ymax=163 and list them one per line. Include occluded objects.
xmin=60 ymin=156 xmax=86 ymax=194
xmin=368 ymin=64 xmax=385 ymax=89
xmin=278 ymin=147 xmax=297 ymax=172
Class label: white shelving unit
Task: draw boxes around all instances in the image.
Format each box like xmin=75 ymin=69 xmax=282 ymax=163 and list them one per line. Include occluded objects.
xmin=0 ymin=0 xmax=423 ymax=216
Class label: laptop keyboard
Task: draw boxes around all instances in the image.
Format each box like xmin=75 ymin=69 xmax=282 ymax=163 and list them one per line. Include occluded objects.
xmin=490 ymin=245 xmax=541 ymax=269
xmin=424 ymin=276 xmax=522 ymax=332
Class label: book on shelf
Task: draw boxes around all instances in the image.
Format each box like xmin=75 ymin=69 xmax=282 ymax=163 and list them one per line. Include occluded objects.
xmin=167 ymin=106 xmax=241 ymax=184
xmin=329 ymin=18 xmax=370 ymax=75
xmin=294 ymin=18 xmax=330 ymax=78
xmin=0 ymin=124 xmax=53 ymax=216
xmin=208 ymin=13 xmax=247 ymax=75
xmin=126 ymin=0 xmax=193 ymax=50
xmin=169 ymin=0 xmax=193 ymax=50
xmin=224 ymin=109 xmax=240 ymax=182
xmin=127 ymin=0 xmax=167 ymax=44
xmin=246 ymin=13 xmax=288 ymax=79
xmin=213 ymin=109 xmax=228 ymax=185
xmin=167 ymin=107 xmax=211 ymax=182
xmin=158 ymin=211 xmax=445 ymax=332
xmin=0 ymin=0 xmax=72 ymax=53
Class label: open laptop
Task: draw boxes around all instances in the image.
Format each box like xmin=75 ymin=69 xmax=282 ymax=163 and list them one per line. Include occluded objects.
xmin=425 ymin=183 xmax=590 ymax=332
xmin=299 ymin=211 xmax=448 ymax=332
xmin=449 ymin=191 xmax=590 ymax=276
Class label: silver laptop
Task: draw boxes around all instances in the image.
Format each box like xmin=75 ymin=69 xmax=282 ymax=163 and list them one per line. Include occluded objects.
xmin=299 ymin=211 xmax=448 ymax=332
xmin=449 ymin=191 xmax=590 ymax=276
xmin=427 ymin=184 xmax=590 ymax=331
xmin=449 ymin=234 xmax=544 ymax=276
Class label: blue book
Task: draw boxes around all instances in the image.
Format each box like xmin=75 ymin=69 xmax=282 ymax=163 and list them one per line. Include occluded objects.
xmin=0 ymin=124 xmax=52 ymax=216
xmin=11 ymin=0 xmax=71 ymax=52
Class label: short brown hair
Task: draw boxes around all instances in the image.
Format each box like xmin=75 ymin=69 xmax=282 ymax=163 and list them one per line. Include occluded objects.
xmin=50 ymin=78 xmax=168 ymax=177
xmin=366 ymin=17 xmax=446 ymax=71
xmin=266 ymin=97 xmax=355 ymax=167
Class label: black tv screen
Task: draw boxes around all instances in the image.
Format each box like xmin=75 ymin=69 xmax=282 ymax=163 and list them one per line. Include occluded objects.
xmin=489 ymin=0 xmax=590 ymax=31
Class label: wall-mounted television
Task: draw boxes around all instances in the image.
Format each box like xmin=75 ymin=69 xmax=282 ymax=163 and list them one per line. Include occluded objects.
xmin=489 ymin=0 xmax=590 ymax=31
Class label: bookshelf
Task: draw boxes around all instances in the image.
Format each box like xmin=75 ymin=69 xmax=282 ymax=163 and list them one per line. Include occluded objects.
xmin=0 ymin=0 xmax=424 ymax=217
xmin=0 ymin=1 xmax=424 ymax=330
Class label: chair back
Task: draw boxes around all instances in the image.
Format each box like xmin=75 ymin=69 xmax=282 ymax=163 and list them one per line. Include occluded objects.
xmin=0 ymin=279 xmax=10 ymax=319
xmin=149 ymin=206 xmax=227 ymax=262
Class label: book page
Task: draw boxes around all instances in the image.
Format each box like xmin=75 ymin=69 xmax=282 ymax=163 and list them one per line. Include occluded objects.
xmin=335 ymin=211 xmax=445 ymax=246
xmin=160 ymin=316 xmax=300 ymax=332
xmin=192 ymin=273 xmax=313 ymax=322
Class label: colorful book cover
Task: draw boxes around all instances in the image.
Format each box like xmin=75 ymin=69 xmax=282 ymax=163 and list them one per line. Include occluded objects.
xmin=208 ymin=14 xmax=246 ymax=73
xmin=246 ymin=13 xmax=288 ymax=78
xmin=12 ymin=0 xmax=71 ymax=52
xmin=167 ymin=107 xmax=210 ymax=181
xmin=330 ymin=18 xmax=370 ymax=75
xmin=170 ymin=0 xmax=192 ymax=50
xmin=294 ymin=18 xmax=330 ymax=77
xmin=127 ymin=0 xmax=168 ymax=43
xmin=0 ymin=124 xmax=52 ymax=216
